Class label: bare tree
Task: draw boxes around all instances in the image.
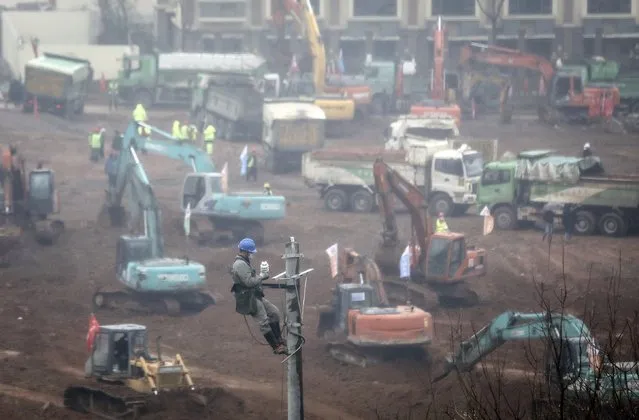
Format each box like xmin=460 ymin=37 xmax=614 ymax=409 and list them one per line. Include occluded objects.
xmin=475 ymin=0 xmax=506 ymax=45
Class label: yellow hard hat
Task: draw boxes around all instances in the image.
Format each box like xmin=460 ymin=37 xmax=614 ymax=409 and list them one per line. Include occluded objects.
xmin=264 ymin=182 xmax=271 ymax=188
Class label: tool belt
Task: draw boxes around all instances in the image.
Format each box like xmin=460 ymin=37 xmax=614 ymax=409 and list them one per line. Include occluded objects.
xmin=230 ymin=283 xmax=263 ymax=316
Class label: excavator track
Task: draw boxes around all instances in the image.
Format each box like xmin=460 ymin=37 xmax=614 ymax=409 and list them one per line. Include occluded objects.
xmin=326 ymin=341 xmax=429 ymax=368
xmin=92 ymin=289 xmax=216 ymax=316
xmin=383 ymin=278 xmax=479 ymax=309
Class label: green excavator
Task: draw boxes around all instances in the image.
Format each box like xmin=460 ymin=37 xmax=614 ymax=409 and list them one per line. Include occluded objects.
xmin=436 ymin=311 xmax=639 ymax=416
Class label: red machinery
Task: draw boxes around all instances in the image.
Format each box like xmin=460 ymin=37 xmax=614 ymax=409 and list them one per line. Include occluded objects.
xmin=459 ymin=43 xmax=619 ymax=123
xmin=410 ymin=17 xmax=462 ymax=126
xmin=372 ymin=159 xmax=486 ymax=307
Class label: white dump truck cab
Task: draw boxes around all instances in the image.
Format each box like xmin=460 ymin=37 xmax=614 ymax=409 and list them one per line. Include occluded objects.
xmin=385 ymin=115 xmax=459 ymax=150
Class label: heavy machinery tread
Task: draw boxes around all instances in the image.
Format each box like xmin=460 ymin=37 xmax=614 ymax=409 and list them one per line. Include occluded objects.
xmin=93 ymin=289 xmax=215 ymax=315
xmin=63 ymin=382 xmax=150 ymax=419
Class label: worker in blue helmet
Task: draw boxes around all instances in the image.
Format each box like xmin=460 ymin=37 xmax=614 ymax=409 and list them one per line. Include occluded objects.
xmin=230 ymin=238 xmax=287 ymax=355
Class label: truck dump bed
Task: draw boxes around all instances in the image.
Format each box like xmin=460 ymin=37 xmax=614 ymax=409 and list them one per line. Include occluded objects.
xmin=24 ymin=53 xmax=92 ymax=99
xmin=308 ymin=147 xmax=407 ymax=163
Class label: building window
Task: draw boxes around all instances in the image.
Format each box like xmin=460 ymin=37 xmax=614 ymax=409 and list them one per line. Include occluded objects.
xmin=199 ymin=2 xmax=246 ymax=18
xmin=431 ymin=0 xmax=475 ymax=16
xmin=587 ymin=0 xmax=631 ymax=14
xmin=509 ymin=0 xmax=552 ymax=14
xmin=353 ymin=0 xmax=398 ymax=17
xmin=270 ymin=0 xmax=321 ymax=17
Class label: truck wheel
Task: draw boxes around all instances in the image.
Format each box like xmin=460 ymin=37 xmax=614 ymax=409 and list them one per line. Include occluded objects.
xmin=493 ymin=206 xmax=516 ymax=230
xmin=429 ymin=194 xmax=453 ymax=217
xmin=350 ymin=190 xmax=374 ymax=213
xmin=573 ymin=210 xmax=596 ymax=236
xmin=598 ymin=212 xmax=629 ymax=237
xmin=324 ymin=189 xmax=348 ymax=212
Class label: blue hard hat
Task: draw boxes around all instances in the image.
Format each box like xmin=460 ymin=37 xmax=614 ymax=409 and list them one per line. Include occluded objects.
xmin=238 ymin=238 xmax=257 ymax=253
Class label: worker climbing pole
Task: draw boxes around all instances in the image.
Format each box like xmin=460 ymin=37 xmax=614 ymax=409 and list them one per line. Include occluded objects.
xmin=263 ymin=237 xmax=314 ymax=420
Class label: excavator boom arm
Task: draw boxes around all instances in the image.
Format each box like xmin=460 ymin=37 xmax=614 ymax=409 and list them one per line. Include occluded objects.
xmin=439 ymin=311 xmax=595 ymax=379
xmin=273 ymin=0 xmax=326 ymax=93
xmin=108 ymin=124 xmax=165 ymax=258
xmin=373 ymin=159 xmax=430 ymax=252
xmin=460 ymin=43 xmax=555 ymax=84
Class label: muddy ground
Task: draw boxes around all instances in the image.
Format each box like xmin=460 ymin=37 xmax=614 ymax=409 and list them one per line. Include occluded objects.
xmin=0 ymin=102 xmax=638 ymax=419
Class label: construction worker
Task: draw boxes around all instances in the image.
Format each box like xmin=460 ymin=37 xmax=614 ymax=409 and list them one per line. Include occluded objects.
xmin=189 ymin=124 xmax=198 ymax=142
xmin=132 ymin=103 xmax=148 ymax=136
xmin=180 ymin=121 xmax=190 ymax=142
xmin=99 ymin=128 xmax=106 ymax=159
xmin=88 ymin=128 xmax=102 ymax=162
xmin=172 ymin=120 xmax=181 ymax=140
xmin=108 ymin=79 xmax=118 ymax=111
xmin=263 ymin=182 xmax=272 ymax=195
xmin=434 ymin=212 xmax=449 ymax=233
xmin=246 ymin=149 xmax=258 ymax=182
xmin=203 ymin=124 xmax=216 ymax=155
xmin=230 ymin=238 xmax=287 ymax=355
xmin=583 ymin=142 xmax=592 ymax=158
xmin=105 ymin=149 xmax=119 ymax=188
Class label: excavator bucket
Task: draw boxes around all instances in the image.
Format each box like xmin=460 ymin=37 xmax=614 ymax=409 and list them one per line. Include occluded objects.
xmin=316 ymin=305 xmax=337 ymax=338
xmin=374 ymin=242 xmax=404 ymax=277
xmin=98 ymin=204 xmax=127 ymax=228
xmin=33 ymin=219 xmax=64 ymax=245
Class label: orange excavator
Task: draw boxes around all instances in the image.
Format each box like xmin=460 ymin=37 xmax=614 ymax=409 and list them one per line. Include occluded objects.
xmin=459 ymin=43 xmax=619 ymax=124
xmin=410 ymin=17 xmax=461 ymax=126
xmin=372 ymin=159 xmax=486 ymax=307
xmin=316 ymin=246 xmax=434 ymax=367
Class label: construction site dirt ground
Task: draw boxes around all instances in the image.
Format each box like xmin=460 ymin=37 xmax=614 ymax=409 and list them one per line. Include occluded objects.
xmin=1 ymin=102 xmax=639 ymax=419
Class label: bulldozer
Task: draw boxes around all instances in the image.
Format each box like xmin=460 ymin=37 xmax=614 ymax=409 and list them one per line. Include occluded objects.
xmin=316 ymin=247 xmax=434 ymax=367
xmin=0 ymin=145 xmax=64 ymax=266
xmin=372 ymin=159 xmax=486 ymax=307
xmin=64 ymin=323 xmax=213 ymax=418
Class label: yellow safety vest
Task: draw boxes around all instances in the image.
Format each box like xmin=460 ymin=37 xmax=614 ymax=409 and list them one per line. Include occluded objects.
xmin=89 ymin=133 xmax=102 ymax=148
xmin=435 ymin=219 xmax=449 ymax=233
xmin=172 ymin=121 xmax=181 ymax=139
xmin=190 ymin=126 xmax=198 ymax=141
xmin=248 ymin=155 xmax=256 ymax=168
xmin=203 ymin=125 xmax=216 ymax=142
xmin=180 ymin=124 xmax=190 ymax=141
xmin=133 ymin=105 xmax=147 ymax=122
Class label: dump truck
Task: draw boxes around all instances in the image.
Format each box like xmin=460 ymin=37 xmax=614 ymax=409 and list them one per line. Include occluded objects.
xmin=478 ymin=150 xmax=639 ymax=237
xmin=23 ymin=53 xmax=93 ymax=117
xmin=262 ymin=99 xmax=326 ymax=174
xmin=190 ymin=56 xmax=271 ymax=141
xmin=302 ymin=140 xmax=493 ymax=216
xmin=117 ymin=52 xmax=267 ymax=109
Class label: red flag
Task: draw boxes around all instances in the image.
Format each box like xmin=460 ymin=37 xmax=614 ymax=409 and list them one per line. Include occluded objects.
xmin=86 ymin=313 xmax=100 ymax=352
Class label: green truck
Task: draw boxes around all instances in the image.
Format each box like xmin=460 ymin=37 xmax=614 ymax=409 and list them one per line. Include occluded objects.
xmin=478 ymin=150 xmax=639 ymax=237
xmin=23 ymin=53 xmax=93 ymax=118
xmin=116 ymin=52 xmax=266 ymax=109
xmin=190 ymin=55 xmax=271 ymax=141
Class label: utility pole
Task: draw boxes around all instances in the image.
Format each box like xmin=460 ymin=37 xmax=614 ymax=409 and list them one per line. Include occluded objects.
xmin=265 ymin=237 xmax=313 ymax=420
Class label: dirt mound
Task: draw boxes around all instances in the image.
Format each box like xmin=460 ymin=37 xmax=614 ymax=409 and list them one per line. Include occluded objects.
xmin=146 ymin=387 xmax=249 ymax=419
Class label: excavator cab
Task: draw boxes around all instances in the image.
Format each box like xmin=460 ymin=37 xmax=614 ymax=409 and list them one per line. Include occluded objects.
xmin=420 ymin=233 xmax=486 ymax=282
xmin=181 ymin=173 xmax=222 ymax=210
xmin=85 ymin=324 xmax=151 ymax=379
xmin=27 ymin=169 xmax=56 ymax=216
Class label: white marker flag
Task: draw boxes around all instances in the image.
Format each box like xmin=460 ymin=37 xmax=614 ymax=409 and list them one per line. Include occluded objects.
xmin=183 ymin=202 xmax=191 ymax=237
xmin=325 ymin=243 xmax=339 ymax=278
xmin=240 ymin=145 xmax=248 ymax=176
xmin=399 ymin=245 xmax=412 ymax=279
xmin=221 ymin=162 xmax=229 ymax=194
xmin=480 ymin=206 xmax=494 ymax=236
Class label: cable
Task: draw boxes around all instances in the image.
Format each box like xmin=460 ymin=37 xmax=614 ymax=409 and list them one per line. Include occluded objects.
xmin=243 ymin=315 xmax=268 ymax=346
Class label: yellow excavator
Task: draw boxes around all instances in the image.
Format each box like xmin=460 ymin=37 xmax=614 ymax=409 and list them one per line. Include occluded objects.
xmin=272 ymin=0 xmax=366 ymax=136
xmin=64 ymin=322 xmax=213 ymax=418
